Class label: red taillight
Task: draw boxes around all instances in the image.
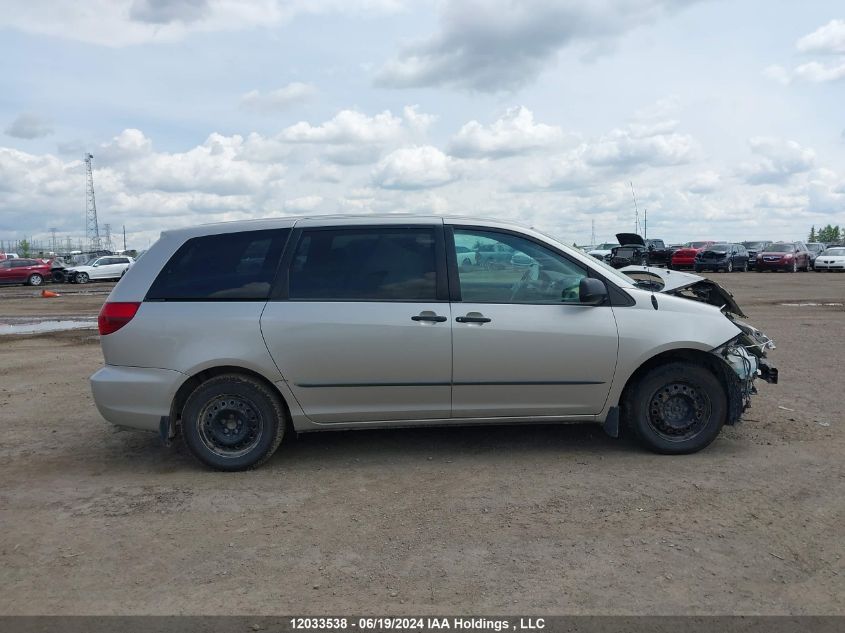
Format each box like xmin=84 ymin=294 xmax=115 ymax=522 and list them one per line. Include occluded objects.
xmin=98 ymin=302 xmax=141 ymax=335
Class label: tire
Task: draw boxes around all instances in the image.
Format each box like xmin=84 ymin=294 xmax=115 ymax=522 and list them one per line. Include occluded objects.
xmin=726 ymin=260 xmax=733 ymax=273
xmin=52 ymin=270 xmax=65 ymax=283
xmin=623 ymin=361 xmax=726 ymax=455
xmin=790 ymin=260 xmax=797 ymax=273
xmin=693 ymin=266 xmax=702 ymax=273
xmin=181 ymin=373 xmax=286 ymax=471
xmin=27 ymin=273 xmax=43 ymax=286
xmin=77 ymin=272 xmax=89 ymax=284
xmin=741 ymin=261 xmax=748 ymax=272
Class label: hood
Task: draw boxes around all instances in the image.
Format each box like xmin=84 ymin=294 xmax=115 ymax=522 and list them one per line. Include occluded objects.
xmin=620 ymin=265 xmax=746 ymax=317
xmin=615 ymin=233 xmax=645 ymax=247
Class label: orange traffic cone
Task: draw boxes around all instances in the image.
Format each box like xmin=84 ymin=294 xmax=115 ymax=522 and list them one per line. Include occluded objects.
xmin=41 ymin=289 xmax=60 ymax=298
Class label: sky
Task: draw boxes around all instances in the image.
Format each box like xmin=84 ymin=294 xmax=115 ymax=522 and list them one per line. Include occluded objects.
xmin=1 ymin=0 xmax=844 ymax=250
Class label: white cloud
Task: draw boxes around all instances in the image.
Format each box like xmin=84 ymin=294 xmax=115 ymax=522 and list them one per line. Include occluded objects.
xmin=742 ymin=137 xmax=815 ymax=185
xmin=449 ymin=106 xmax=565 ymax=158
xmin=687 ymin=171 xmax=722 ymax=194
xmin=4 ymin=113 xmax=53 ymax=139
xmin=283 ymin=195 xmax=324 ymax=212
xmin=796 ymin=19 xmax=845 ymax=55
xmin=766 ymin=19 xmax=845 ymax=84
xmin=280 ymin=109 xmax=405 ymax=145
xmin=240 ymin=82 xmax=317 ymax=112
xmin=372 ymin=145 xmax=460 ymax=189
xmin=793 ymin=61 xmax=845 ymax=83
xmin=375 ymin=0 xmax=698 ymax=91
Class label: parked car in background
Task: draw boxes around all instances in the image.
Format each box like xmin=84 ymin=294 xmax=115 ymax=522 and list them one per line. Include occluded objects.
xmin=670 ymin=241 xmax=716 ymax=270
xmin=756 ymin=242 xmax=811 ymax=273
xmin=455 ymin=245 xmax=475 ymax=267
xmin=0 ymin=258 xmax=52 ymax=286
xmin=587 ymin=242 xmax=619 ymax=262
xmin=644 ymin=239 xmax=673 ymax=266
xmin=0 ymin=252 xmax=20 ymax=261
xmin=473 ymin=242 xmax=515 ymax=269
xmin=741 ymin=241 xmax=771 ymax=270
xmin=67 ymin=255 xmax=134 ymax=283
xmin=813 ymin=246 xmax=845 ymax=272
xmin=694 ymin=243 xmax=749 ymax=273
xmin=90 ymin=215 xmax=777 ymax=470
xmin=609 ymin=233 xmax=649 ymax=268
xmin=806 ymin=242 xmax=826 ymax=269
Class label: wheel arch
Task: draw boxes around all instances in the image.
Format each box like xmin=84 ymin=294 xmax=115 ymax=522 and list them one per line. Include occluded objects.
xmin=169 ymin=365 xmax=293 ymax=436
xmin=616 ymin=347 xmax=735 ymax=426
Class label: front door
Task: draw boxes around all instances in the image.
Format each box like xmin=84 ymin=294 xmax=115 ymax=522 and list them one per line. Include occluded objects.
xmin=261 ymin=224 xmax=452 ymax=423
xmin=448 ymin=227 xmax=619 ymax=418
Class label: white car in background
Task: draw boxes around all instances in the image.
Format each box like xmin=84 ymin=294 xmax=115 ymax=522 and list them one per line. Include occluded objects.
xmin=588 ymin=242 xmax=619 ymax=262
xmin=813 ymin=247 xmax=845 ymax=272
xmin=68 ymin=255 xmax=135 ymax=283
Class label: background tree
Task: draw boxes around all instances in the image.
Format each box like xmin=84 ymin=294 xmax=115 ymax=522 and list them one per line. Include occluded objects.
xmin=808 ymin=226 xmax=817 ymax=242
xmin=19 ymin=240 xmax=30 ymax=257
xmin=817 ymin=225 xmax=842 ymax=244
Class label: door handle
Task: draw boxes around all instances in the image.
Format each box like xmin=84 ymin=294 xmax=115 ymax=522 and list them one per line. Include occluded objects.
xmin=456 ymin=315 xmax=492 ymax=324
xmin=411 ymin=314 xmax=447 ymax=322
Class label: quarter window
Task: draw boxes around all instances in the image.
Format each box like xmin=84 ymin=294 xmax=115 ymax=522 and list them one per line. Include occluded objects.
xmin=147 ymin=229 xmax=289 ymax=301
xmin=453 ymin=229 xmax=587 ymax=304
xmin=289 ymin=228 xmax=438 ymax=301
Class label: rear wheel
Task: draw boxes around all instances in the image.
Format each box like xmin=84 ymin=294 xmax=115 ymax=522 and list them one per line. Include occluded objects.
xmin=624 ymin=362 xmax=726 ymax=454
xmin=181 ymin=374 xmax=285 ymax=471
xmin=27 ymin=273 xmax=43 ymax=286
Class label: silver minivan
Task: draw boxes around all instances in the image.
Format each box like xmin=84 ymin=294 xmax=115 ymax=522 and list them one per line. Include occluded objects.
xmin=91 ymin=216 xmax=777 ymax=470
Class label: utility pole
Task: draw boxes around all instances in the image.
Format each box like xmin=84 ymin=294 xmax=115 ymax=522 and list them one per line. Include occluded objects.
xmin=630 ymin=182 xmax=640 ymax=235
xmin=49 ymin=228 xmax=58 ymax=254
xmin=591 ymin=219 xmax=596 ymax=247
xmin=644 ymin=209 xmax=648 ymax=239
xmin=122 ymin=225 xmax=126 ymax=251
xmin=84 ymin=153 xmax=101 ymax=251
xmin=103 ymin=223 xmax=113 ymax=252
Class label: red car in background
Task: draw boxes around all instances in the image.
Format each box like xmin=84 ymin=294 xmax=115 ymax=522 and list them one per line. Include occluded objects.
xmin=670 ymin=241 xmax=716 ymax=270
xmin=756 ymin=242 xmax=811 ymax=273
xmin=0 ymin=258 xmax=52 ymax=286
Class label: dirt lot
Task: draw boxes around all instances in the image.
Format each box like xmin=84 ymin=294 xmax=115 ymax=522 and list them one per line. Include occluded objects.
xmin=0 ymin=274 xmax=843 ymax=615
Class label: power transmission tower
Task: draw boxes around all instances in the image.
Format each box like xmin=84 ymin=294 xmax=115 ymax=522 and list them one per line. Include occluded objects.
xmin=84 ymin=153 xmax=101 ymax=251
xmin=103 ymin=223 xmax=113 ymax=252
xmin=49 ymin=228 xmax=58 ymax=254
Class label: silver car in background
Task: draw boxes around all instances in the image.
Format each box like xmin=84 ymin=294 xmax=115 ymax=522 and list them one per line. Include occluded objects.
xmin=91 ymin=215 xmax=777 ymax=470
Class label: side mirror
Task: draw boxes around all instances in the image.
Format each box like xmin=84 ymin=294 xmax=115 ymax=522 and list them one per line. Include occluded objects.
xmin=578 ymin=277 xmax=607 ymax=306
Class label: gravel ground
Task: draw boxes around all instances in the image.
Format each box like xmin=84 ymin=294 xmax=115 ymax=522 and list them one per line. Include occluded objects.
xmin=0 ymin=273 xmax=843 ymax=615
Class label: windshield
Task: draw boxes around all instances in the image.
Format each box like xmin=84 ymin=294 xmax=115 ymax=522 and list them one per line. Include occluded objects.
xmin=742 ymin=241 xmax=767 ymax=250
xmin=767 ymin=243 xmax=796 ymax=253
xmin=807 ymin=243 xmax=824 ymax=252
xmin=822 ymin=248 xmax=845 ymax=256
xmin=708 ymin=243 xmax=730 ymax=252
xmin=683 ymin=241 xmax=709 ymax=248
xmin=594 ymin=243 xmax=618 ymax=250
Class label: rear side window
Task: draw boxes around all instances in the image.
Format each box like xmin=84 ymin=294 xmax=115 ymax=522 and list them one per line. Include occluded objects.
xmin=147 ymin=229 xmax=290 ymax=301
xmin=289 ymin=228 xmax=438 ymax=301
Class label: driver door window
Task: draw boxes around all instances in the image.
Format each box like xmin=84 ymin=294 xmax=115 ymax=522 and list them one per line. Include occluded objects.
xmin=453 ymin=228 xmax=587 ymax=304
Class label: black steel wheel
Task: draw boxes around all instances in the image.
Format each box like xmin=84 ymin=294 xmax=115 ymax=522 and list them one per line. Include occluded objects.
xmin=52 ymin=270 xmax=66 ymax=283
xmin=624 ymin=362 xmax=726 ymax=454
xmin=182 ymin=374 xmax=286 ymax=471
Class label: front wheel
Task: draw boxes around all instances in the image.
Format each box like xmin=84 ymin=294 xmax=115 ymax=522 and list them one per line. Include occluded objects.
xmin=741 ymin=261 xmax=748 ymax=272
xmin=726 ymin=260 xmax=733 ymax=273
xmin=181 ymin=374 xmax=286 ymax=471
xmin=76 ymin=272 xmax=89 ymax=284
xmin=624 ymin=362 xmax=726 ymax=454
xmin=27 ymin=273 xmax=43 ymax=286
xmin=790 ymin=261 xmax=797 ymax=273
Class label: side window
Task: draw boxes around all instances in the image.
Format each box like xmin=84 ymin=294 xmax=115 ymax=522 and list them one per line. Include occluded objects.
xmin=288 ymin=227 xmax=438 ymax=301
xmin=147 ymin=229 xmax=289 ymax=301
xmin=453 ymin=229 xmax=587 ymax=304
